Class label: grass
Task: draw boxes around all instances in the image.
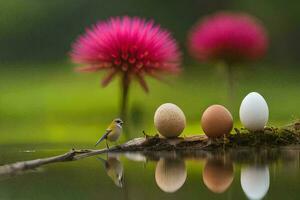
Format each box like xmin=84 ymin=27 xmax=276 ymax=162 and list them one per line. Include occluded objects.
xmin=0 ymin=62 xmax=300 ymax=146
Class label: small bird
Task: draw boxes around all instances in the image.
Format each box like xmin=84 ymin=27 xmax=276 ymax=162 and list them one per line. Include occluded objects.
xmin=95 ymin=118 xmax=124 ymax=148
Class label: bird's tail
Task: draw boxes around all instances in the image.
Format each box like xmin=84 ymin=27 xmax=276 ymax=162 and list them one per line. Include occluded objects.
xmin=95 ymin=132 xmax=109 ymax=147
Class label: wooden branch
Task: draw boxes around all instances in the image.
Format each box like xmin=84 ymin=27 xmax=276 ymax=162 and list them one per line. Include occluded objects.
xmin=0 ymin=121 xmax=299 ymax=177
xmin=0 ymin=149 xmax=93 ymax=176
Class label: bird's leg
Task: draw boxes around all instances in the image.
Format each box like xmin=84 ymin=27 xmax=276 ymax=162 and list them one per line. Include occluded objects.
xmin=143 ymin=159 xmax=148 ymax=168
xmin=106 ymin=140 xmax=109 ymax=149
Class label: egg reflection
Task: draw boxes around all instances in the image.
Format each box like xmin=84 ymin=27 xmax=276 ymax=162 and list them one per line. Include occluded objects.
xmin=98 ymin=155 xmax=124 ymax=188
xmin=155 ymin=158 xmax=187 ymax=193
xmin=202 ymin=159 xmax=234 ymax=193
xmin=241 ymin=166 xmax=270 ymax=200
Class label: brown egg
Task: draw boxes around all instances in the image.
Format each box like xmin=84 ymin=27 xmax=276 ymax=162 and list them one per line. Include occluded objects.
xmin=201 ymin=105 xmax=233 ymax=138
xmin=155 ymin=159 xmax=187 ymax=193
xmin=154 ymin=103 xmax=186 ymax=138
xmin=203 ymin=159 xmax=234 ymax=193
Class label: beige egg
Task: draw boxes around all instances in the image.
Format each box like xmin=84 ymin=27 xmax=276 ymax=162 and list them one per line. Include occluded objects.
xmin=154 ymin=103 xmax=186 ymax=138
xmin=203 ymin=159 xmax=234 ymax=193
xmin=201 ymin=105 xmax=233 ymax=138
xmin=155 ymin=159 xmax=187 ymax=193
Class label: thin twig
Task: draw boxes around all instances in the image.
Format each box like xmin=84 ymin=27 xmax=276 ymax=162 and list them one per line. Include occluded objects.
xmin=0 ymin=149 xmax=107 ymax=176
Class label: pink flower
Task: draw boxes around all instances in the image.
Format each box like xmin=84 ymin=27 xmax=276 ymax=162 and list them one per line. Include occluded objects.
xmin=188 ymin=12 xmax=268 ymax=63
xmin=71 ymin=16 xmax=181 ymax=92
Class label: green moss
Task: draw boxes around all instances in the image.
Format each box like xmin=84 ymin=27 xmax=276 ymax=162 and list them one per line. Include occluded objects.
xmin=227 ymin=121 xmax=300 ymax=147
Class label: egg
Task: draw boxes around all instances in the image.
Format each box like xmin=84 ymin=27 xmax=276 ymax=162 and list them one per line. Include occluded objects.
xmin=202 ymin=159 xmax=234 ymax=193
xmin=239 ymin=92 xmax=269 ymax=131
xmin=201 ymin=105 xmax=233 ymax=138
xmin=241 ymin=166 xmax=270 ymax=200
xmin=155 ymin=159 xmax=187 ymax=193
xmin=154 ymin=103 xmax=186 ymax=138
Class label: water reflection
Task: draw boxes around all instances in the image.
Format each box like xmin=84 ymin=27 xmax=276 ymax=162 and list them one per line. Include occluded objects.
xmin=202 ymin=159 xmax=234 ymax=193
xmin=241 ymin=165 xmax=270 ymax=200
xmin=155 ymin=158 xmax=187 ymax=193
xmin=98 ymin=154 xmax=124 ymax=188
xmin=1 ymin=147 xmax=298 ymax=199
xmin=124 ymin=152 xmax=147 ymax=162
xmin=117 ymin=148 xmax=299 ymax=199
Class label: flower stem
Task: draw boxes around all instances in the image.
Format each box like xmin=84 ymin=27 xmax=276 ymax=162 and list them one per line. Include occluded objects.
xmin=120 ymin=73 xmax=130 ymax=123
xmin=225 ymin=63 xmax=235 ymax=109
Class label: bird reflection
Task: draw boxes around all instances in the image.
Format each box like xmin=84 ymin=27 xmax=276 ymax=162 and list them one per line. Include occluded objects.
xmin=155 ymin=158 xmax=187 ymax=193
xmin=98 ymin=155 xmax=124 ymax=188
xmin=202 ymin=158 xmax=234 ymax=193
xmin=241 ymin=165 xmax=270 ymax=200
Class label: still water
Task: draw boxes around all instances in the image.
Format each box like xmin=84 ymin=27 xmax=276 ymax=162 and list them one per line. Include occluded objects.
xmin=0 ymin=145 xmax=299 ymax=200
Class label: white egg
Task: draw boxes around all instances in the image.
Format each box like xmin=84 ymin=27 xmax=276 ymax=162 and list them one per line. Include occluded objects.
xmin=241 ymin=166 xmax=270 ymax=200
xmin=239 ymin=92 xmax=269 ymax=131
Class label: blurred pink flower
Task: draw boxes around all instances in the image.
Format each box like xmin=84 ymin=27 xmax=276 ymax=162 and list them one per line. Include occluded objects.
xmin=71 ymin=16 xmax=181 ymax=92
xmin=188 ymin=12 xmax=268 ymax=63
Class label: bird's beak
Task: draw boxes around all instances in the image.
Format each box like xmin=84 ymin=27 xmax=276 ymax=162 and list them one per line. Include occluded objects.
xmin=119 ymin=175 xmax=124 ymax=188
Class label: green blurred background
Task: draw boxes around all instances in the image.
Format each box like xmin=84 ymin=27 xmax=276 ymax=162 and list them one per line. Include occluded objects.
xmin=1 ymin=0 xmax=300 ymax=146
